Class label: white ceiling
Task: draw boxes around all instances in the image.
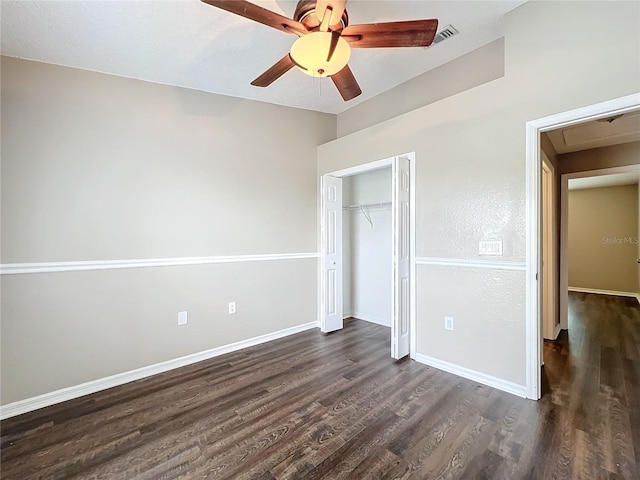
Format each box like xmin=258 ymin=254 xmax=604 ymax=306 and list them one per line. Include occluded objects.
xmin=549 ymin=111 xmax=640 ymax=190
xmin=0 ymin=0 xmax=526 ymax=114
xmin=569 ymin=171 xmax=640 ymax=190
xmin=547 ymin=110 xmax=640 ymax=154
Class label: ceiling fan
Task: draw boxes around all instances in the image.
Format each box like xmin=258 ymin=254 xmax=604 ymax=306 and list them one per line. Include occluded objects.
xmin=201 ymin=0 xmax=439 ymax=101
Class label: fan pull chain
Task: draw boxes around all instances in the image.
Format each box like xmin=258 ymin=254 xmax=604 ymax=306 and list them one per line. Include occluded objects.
xmin=310 ymin=74 xmax=322 ymax=98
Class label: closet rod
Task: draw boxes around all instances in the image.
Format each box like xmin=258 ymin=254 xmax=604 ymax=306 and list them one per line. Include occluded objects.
xmin=342 ymin=202 xmax=391 ymax=210
xmin=342 ymin=202 xmax=391 ymax=228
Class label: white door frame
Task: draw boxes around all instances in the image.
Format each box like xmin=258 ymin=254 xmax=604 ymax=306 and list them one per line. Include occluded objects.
xmin=392 ymin=155 xmax=411 ymax=359
xmin=319 ymin=153 xmax=417 ymax=357
xmin=559 ymin=164 xmax=640 ymax=328
xmin=525 ymin=93 xmax=640 ymax=400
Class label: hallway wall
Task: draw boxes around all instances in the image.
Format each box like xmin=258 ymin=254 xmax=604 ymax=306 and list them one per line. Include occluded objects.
xmin=568 ymin=184 xmax=639 ymax=293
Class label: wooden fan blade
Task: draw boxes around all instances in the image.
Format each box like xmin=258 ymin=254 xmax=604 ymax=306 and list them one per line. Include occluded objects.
xmin=201 ymin=0 xmax=307 ymax=36
xmin=327 ymin=31 xmax=341 ymax=62
xmin=331 ymin=65 xmax=361 ymax=101
xmin=251 ymin=54 xmax=296 ymax=87
xmin=342 ymin=19 xmax=438 ymax=48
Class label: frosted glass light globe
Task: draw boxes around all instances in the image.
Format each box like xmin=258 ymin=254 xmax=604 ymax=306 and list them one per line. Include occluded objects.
xmin=290 ymin=32 xmax=351 ymax=77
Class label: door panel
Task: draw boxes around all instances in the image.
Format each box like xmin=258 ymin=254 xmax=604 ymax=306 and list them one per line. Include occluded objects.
xmin=392 ymin=157 xmax=410 ymax=359
xmin=542 ymin=155 xmax=558 ymax=340
xmin=322 ymin=175 xmax=343 ymax=333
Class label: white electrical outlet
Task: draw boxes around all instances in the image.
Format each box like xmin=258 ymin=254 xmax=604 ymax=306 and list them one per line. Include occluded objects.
xmin=178 ymin=311 xmax=188 ymax=326
xmin=228 ymin=302 xmax=237 ymax=315
xmin=445 ymin=316 xmax=454 ymax=331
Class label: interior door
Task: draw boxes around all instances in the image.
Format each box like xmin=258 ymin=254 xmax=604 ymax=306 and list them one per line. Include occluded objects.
xmin=321 ymin=174 xmax=343 ymax=333
xmin=542 ymin=159 xmax=555 ymax=339
xmin=391 ymin=156 xmax=410 ymax=359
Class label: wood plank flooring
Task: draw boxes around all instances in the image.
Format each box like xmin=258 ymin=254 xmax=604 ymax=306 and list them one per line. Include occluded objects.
xmin=1 ymin=292 xmax=639 ymax=479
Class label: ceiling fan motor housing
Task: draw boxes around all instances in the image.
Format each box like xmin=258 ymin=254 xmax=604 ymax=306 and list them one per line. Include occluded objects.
xmin=294 ymin=0 xmax=349 ymax=31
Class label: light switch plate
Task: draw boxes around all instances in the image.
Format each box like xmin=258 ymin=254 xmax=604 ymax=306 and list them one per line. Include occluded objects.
xmin=178 ymin=311 xmax=188 ymax=326
xmin=479 ymin=240 xmax=503 ymax=256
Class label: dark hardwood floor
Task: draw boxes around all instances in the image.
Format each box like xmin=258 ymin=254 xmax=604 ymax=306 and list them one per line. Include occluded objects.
xmin=1 ymin=292 xmax=639 ymax=479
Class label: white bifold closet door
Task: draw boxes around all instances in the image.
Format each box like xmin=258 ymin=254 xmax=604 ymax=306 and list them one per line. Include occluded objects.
xmin=321 ymin=174 xmax=343 ymax=333
xmin=392 ymin=156 xmax=410 ymax=359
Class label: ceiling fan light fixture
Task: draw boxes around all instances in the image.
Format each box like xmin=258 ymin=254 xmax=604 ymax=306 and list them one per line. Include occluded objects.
xmin=290 ymin=31 xmax=351 ymax=77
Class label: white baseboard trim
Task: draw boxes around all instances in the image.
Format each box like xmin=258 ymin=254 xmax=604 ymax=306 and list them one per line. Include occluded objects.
xmin=0 ymin=252 xmax=320 ymax=275
xmin=415 ymin=257 xmax=526 ymax=271
xmin=543 ymin=322 xmax=562 ymax=341
xmin=569 ymin=286 xmax=640 ymax=304
xmin=412 ymin=353 xmax=526 ymax=398
xmin=348 ymin=312 xmax=391 ymax=328
xmin=0 ymin=321 xmax=318 ymax=420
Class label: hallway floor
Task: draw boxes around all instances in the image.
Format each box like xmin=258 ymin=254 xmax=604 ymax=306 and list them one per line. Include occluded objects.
xmin=539 ymin=292 xmax=640 ymax=478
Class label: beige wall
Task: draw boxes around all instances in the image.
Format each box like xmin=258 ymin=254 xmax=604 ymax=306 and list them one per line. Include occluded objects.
xmin=319 ymin=1 xmax=640 ymax=385
xmin=558 ymin=143 xmax=639 ymax=301
xmin=541 ymin=133 xmax=559 ymax=170
xmin=1 ymin=261 xmax=317 ymax=402
xmin=559 ymin=142 xmax=640 ymax=175
xmin=337 ymin=38 xmax=505 ymax=138
xmin=1 ymin=57 xmax=335 ymax=404
xmin=568 ymin=184 xmax=639 ymax=293
xmin=1 ymin=57 xmax=335 ymax=262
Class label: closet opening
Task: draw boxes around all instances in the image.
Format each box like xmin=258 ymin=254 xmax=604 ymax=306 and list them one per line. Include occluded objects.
xmin=342 ymin=167 xmax=393 ymax=330
xmin=319 ymin=154 xmax=415 ymax=360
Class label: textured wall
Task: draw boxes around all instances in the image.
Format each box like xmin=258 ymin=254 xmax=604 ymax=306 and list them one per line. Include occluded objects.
xmin=319 ymin=0 xmax=640 ymax=385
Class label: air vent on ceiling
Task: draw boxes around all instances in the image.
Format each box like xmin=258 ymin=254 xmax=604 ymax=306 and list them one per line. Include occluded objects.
xmin=432 ymin=25 xmax=459 ymax=45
